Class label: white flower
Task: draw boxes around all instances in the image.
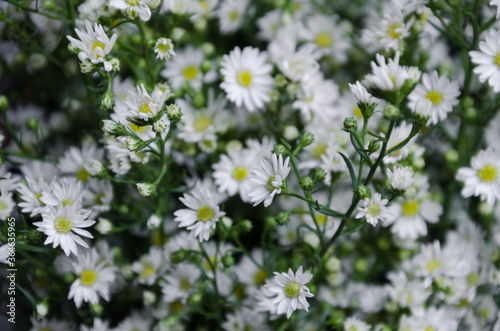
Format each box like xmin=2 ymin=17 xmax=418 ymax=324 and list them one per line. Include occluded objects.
xmin=154 ymin=38 xmax=175 ymax=60
xmin=137 ymin=182 xmax=156 ymax=197
xmin=355 ymin=192 xmax=392 ymax=226
xmin=173 ymin=182 xmax=225 ymax=241
xmin=161 ymin=262 xmax=201 ymax=303
xmin=349 ymin=81 xmax=378 ymax=105
xmin=470 ymin=29 xmax=500 ymax=92
xmin=66 ymin=21 xmax=117 ymax=72
xmin=364 ymin=52 xmax=411 ymax=91
xmin=248 ymin=153 xmax=291 ymax=207
xmin=408 ymin=71 xmax=460 ymax=124
xmin=361 ymin=6 xmax=410 ymax=52
xmin=40 ymin=178 xmax=85 ymax=209
xmin=110 ymin=0 xmax=151 ymax=21
xmin=68 ymin=248 xmax=115 ymax=307
xmin=17 ymin=177 xmax=53 ymax=217
xmin=217 ymin=0 xmax=250 ymax=34
xmin=161 ymin=46 xmax=205 ymax=90
xmin=387 ymin=166 xmax=414 ymax=190
xmin=381 ymin=121 xmax=419 ymax=164
xmin=58 ymin=142 xmax=104 ymax=183
xmin=132 ymin=247 xmax=167 ymax=285
xmin=265 ymin=266 xmax=314 ymax=319
xmin=413 ymin=98 xmax=434 ymax=124
xmin=220 ymin=46 xmax=273 ymax=111
xmin=0 ymin=193 xmax=15 ymax=221
xmin=456 ymin=148 xmax=500 ymax=205
xmin=491 ymin=0 xmax=500 ymax=18
xmin=343 ymin=317 xmax=371 ymax=331
xmin=121 ymin=84 xmax=168 ymax=121
xmin=34 ymin=204 xmax=95 ymax=256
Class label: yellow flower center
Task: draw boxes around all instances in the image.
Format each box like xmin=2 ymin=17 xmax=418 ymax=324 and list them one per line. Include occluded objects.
xmin=353 ymin=106 xmax=363 ymax=119
xmin=229 ymin=10 xmax=240 ymax=21
xmin=204 ymin=256 xmax=218 ymax=272
xmin=367 ymin=202 xmax=381 ymax=217
xmin=199 ymin=1 xmax=209 ymax=13
xmin=233 ymin=284 xmax=246 ymax=300
xmin=54 ymin=216 xmax=72 ymax=233
xmin=91 ymin=41 xmax=106 ymax=58
xmin=77 ymin=167 xmax=91 ymax=182
xmin=312 ymin=142 xmax=328 ymax=160
xmin=495 ymin=51 xmax=500 ymax=67
xmin=388 ymin=23 xmax=402 ymax=39
xmin=348 ymin=327 xmax=358 ymax=331
xmin=254 ymin=269 xmax=267 ymax=285
xmin=0 ymin=202 xmax=6 ymax=211
xmin=198 ymin=205 xmax=215 ymax=222
xmin=139 ymin=102 xmax=152 ymax=115
xmin=266 ymin=175 xmax=277 ymax=191
xmin=316 ymin=213 xmax=326 ymax=226
xmin=127 ymin=0 xmax=140 ymax=5
xmin=40 ymin=328 xmax=52 ymax=331
xmin=478 ymin=164 xmax=496 ymax=182
xmin=158 ymin=42 xmax=172 ymax=54
xmin=402 ymin=199 xmax=419 ymax=217
xmin=80 ymin=269 xmax=97 ymax=286
xmin=315 ymin=32 xmax=332 ymax=48
xmin=284 ymin=281 xmax=300 ymax=298
xmin=233 ymin=166 xmax=248 ymax=181
xmin=180 ymin=277 xmax=191 ymax=291
xmin=140 ymin=264 xmax=155 ymax=279
xmin=94 ymin=192 xmax=105 ymax=205
xmin=426 ymin=259 xmax=440 ymax=273
xmin=237 ymin=70 xmax=253 ymax=87
xmin=170 ymin=299 xmax=184 ymax=313
xmin=194 ymin=116 xmax=212 ymax=132
xmin=481 ymin=308 xmax=491 ymax=319
xmin=130 ymin=122 xmax=147 ymax=133
xmin=467 ymin=273 xmax=480 ymax=286
xmin=35 ymin=192 xmax=45 ymax=205
xmin=286 ymin=231 xmax=296 ymax=242
xmin=183 ymin=65 xmax=198 ymax=81
xmin=62 ymin=198 xmax=74 ymax=207
xmin=426 ymin=90 xmax=443 ymax=106
xmin=424 ymin=327 xmax=436 ymax=331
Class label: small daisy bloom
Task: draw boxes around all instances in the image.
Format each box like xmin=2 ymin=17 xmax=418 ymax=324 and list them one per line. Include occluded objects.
xmin=34 ymin=204 xmax=95 ymax=256
xmin=17 ymin=177 xmax=53 ymax=217
xmin=154 ymin=37 xmax=175 ymax=60
xmin=456 ymin=148 xmax=500 ymax=205
xmin=40 ymin=178 xmax=85 ymax=209
xmin=355 ymin=192 xmax=392 ymax=226
xmin=266 ymin=266 xmax=314 ymax=319
xmin=174 ymin=182 xmax=225 ymax=241
xmin=132 ymin=247 xmax=167 ymax=285
xmin=349 ymin=81 xmax=378 ymax=105
xmin=387 ymin=166 xmax=414 ymax=190
xmin=161 ymin=46 xmax=205 ymax=90
xmin=109 ymin=0 xmax=151 ymax=21
xmin=470 ymin=29 xmax=500 ymax=92
xmin=248 ymin=153 xmax=291 ymax=207
xmin=220 ymin=46 xmax=274 ymax=111
xmin=343 ymin=316 xmax=371 ymax=331
xmin=408 ymin=71 xmax=460 ymax=124
xmin=58 ymin=142 xmax=104 ymax=183
xmin=68 ymin=248 xmax=116 ymax=307
xmin=161 ymin=262 xmax=201 ymax=303
xmin=361 ymin=6 xmax=410 ymax=52
xmin=122 ymin=84 xmax=168 ymax=121
xmin=217 ymin=0 xmax=250 ymax=34
xmin=66 ymin=20 xmax=117 ymax=72
xmin=364 ymin=52 xmax=414 ymax=91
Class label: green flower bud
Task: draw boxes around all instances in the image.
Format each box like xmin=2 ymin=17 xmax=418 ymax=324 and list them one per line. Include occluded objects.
xmin=201 ymin=59 xmax=212 ymax=74
xmin=276 ymin=211 xmax=290 ymax=226
xmin=368 ymin=140 xmax=380 ymax=154
xmin=68 ymin=42 xmax=79 ymax=55
xmin=63 ymin=272 xmax=76 ymax=283
xmin=99 ymin=91 xmax=114 ymax=110
xmin=0 ymin=95 xmax=8 ymax=111
xmin=109 ymin=58 xmax=120 ymax=72
xmin=90 ymin=303 xmax=103 ymax=315
xmin=354 ymin=258 xmax=369 ymax=273
xmin=237 ymin=219 xmax=253 ymax=233
xmin=25 ymin=117 xmax=39 ymax=132
xmin=201 ymin=42 xmax=215 ymax=56
xmin=356 ymin=185 xmax=371 ymax=199
xmin=125 ymin=136 xmax=147 ymax=152
xmin=188 ymin=292 xmax=203 ymax=305
xmin=444 ymin=149 xmax=459 ymax=164
xmin=343 ymin=117 xmax=357 ymax=131
xmin=313 ymin=169 xmax=327 ymax=183
xmin=273 ymin=144 xmax=288 ymax=155
xmin=269 ymin=89 xmax=280 ymax=102
xmin=222 ymin=254 xmax=234 ymax=269
xmin=300 ymin=176 xmax=314 ymax=191
xmin=136 ymin=182 xmax=156 ymax=197
xmin=299 ymin=131 xmax=315 ymax=147
xmin=383 ymin=104 xmax=400 ymax=120
xmin=274 ymin=74 xmax=288 ymax=87
xmin=193 ymin=94 xmax=206 ymax=108
xmin=166 ymin=104 xmax=182 ymax=123
xmin=170 ymin=250 xmax=186 ymax=264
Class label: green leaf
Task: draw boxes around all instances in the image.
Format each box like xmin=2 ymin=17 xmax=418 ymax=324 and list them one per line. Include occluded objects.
xmin=342 ymin=219 xmax=366 ymax=235
xmin=339 ymin=152 xmax=357 ymax=189
xmin=350 ymin=134 xmax=373 ymax=165
xmin=18 ymin=284 xmax=38 ymax=316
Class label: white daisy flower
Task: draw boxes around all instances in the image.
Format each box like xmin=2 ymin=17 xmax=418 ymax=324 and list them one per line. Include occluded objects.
xmin=217 ymin=0 xmax=250 ymax=34
xmin=173 ymin=181 xmax=225 ymax=242
xmin=17 ymin=177 xmax=53 ymax=217
xmin=408 ymin=71 xmax=460 ymax=124
xmin=364 ymin=52 xmax=412 ymax=91
xmin=68 ymin=248 xmax=116 ymax=307
xmin=20 ymin=160 xmax=58 ymax=182
xmin=34 ymin=204 xmax=95 ymax=256
xmin=161 ymin=46 xmax=205 ymax=90
xmin=380 ymin=121 xmax=419 ymax=164
xmin=66 ymin=20 xmax=117 ymax=72
xmin=349 ymin=81 xmax=378 ymax=105
xmin=265 ymin=266 xmax=314 ymax=319
xmin=109 ymin=0 xmax=151 ymax=21
xmin=355 ymin=192 xmax=392 ymax=226
xmin=234 ymin=249 xmax=267 ymax=287
xmin=300 ymin=14 xmax=350 ymax=62
xmin=248 ymin=153 xmax=291 ymax=207
xmin=212 ymin=148 xmax=257 ymax=202
xmin=387 ymin=166 xmax=414 ymax=190
xmin=220 ymin=46 xmax=274 ymax=112
xmin=161 ymin=262 xmax=201 ymax=303
xmin=81 ymin=318 xmax=113 ymax=331
xmin=58 ymin=142 xmax=104 ymax=183
xmin=456 ymin=148 xmax=500 ymax=205
xmin=132 ymin=247 xmax=167 ymax=285
xmin=83 ymin=179 xmax=113 ymax=214
xmin=470 ymin=29 xmax=500 ymax=92
xmin=154 ymin=37 xmax=175 ymax=60
xmin=120 ymin=83 xmax=168 ymax=121
xmin=256 ymin=8 xmax=283 ymax=42
xmin=343 ymin=316 xmax=371 ymax=331
xmin=0 ymin=193 xmax=15 ymax=221
xmin=361 ymin=6 xmax=410 ymax=52
xmin=40 ymin=177 xmax=85 ymax=209
xmin=292 ymin=72 xmax=339 ymax=121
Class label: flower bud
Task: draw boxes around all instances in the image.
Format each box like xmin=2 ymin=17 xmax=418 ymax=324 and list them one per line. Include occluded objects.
xmin=36 ymin=301 xmax=49 ymax=318
xmin=444 ymin=149 xmax=459 ymax=164
xmin=109 ymin=58 xmax=121 ymax=72
xmin=96 ymin=217 xmax=113 ymax=234
xmin=99 ymin=91 xmax=114 ymax=110
xmin=201 ymin=59 xmax=212 ymax=74
xmin=102 ymin=119 xmax=125 ymax=135
xmin=153 ymin=119 xmax=169 ymax=134
xmin=368 ymin=140 xmax=380 ymax=154
xmin=0 ymin=95 xmax=8 ymax=111
xmin=80 ymin=60 xmax=95 ymax=74
xmin=276 ymin=211 xmax=290 ymax=226
xmin=383 ymin=104 xmax=400 ymax=120
xmin=143 ymin=290 xmax=156 ymax=305
xmin=222 ymin=254 xmax=234 ymax=269
xmin=89 ymin=303 xmax=103 ymax=315
xmin=273 ymin=144 xmax=288 ymax=155
xmin=166 ymin=104 xmax=182 ymax=122
xmin=356 ymin=185 xmax=371 ymax=199
xmin=299 ymin=131 xmax=315 ymax=147
xmin=137 ymin=182 xmax=156 ymax=197
xmin=125 ymin=136 xmax=147 ymax=152
xmin=170 ymin=250 xmax=187 ymax=264
xmin=68 ymin=42 xmax=79 ymax=54
xmin=300 ymin=176 xmax=314 ymax=191
xmin=237 ymin=219 xmax=253 ymax=233
xmin=274 ymin=74 xmax=288 ymax=87
xmin=201 ymin=42 xmax=215 ymax=56
xmin=313 ymin=169 xmax=327 ymax=183
xmin=25 ymin=117 xmax=39 ymax=132
xmin=343 ymin=117 xmax=357 ymax=130
xmin=147 ymin=214 xmax=161 ymax=229
xmin=283 ymin=125 xmax=299 ymax=140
